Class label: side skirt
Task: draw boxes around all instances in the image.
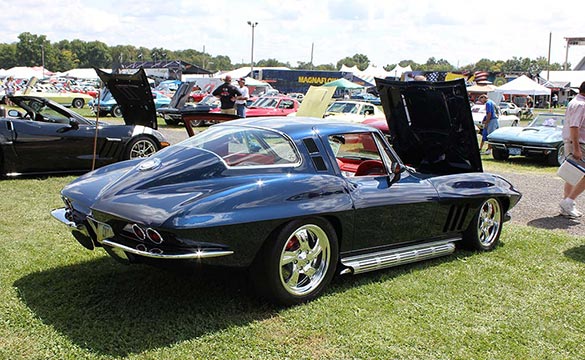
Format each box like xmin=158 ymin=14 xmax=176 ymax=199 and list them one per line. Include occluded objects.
xmin=339 ymin=238 xmax=459 ymax=275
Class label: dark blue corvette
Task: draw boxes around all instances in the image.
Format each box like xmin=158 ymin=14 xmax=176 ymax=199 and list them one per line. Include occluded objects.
xmin=52 ymin=79 xmax=521 ymax=305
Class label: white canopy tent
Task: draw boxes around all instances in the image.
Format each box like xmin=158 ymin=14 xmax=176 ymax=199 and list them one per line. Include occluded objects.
xmin=494 ymin=75 xmax=551 ymax=96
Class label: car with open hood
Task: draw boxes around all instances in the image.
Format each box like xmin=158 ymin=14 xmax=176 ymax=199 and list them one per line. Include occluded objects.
xmin=51 ymin=78 xmax=520 ymax=305
xmin=157 ymin=83 xmax=225 ymax=126
xmin=487 ymin=112 xmax=565 ymax=166
xmin=0 ymin=69 xmax=169 ymax=177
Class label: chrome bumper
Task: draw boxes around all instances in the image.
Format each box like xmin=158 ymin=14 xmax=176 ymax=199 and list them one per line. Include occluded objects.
xmin=51 ymin=208 xmax=234 ymax=260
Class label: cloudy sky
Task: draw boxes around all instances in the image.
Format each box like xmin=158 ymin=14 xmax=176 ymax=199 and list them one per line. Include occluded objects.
xmin=2 ymin=0 xmax=584 ymax=70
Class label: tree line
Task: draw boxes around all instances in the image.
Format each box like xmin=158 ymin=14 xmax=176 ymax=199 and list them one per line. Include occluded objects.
xmin=0 ymin=32 xmax=567 ymax=76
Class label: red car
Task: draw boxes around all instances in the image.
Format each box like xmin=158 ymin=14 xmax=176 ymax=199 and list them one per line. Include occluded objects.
xmin=211 ymin=96 xmax=299 ymax=117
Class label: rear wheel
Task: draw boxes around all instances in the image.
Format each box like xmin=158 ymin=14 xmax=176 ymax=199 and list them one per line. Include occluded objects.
xmin=72 ymin=98 xmax=85 ymax=109
xmin=250 ymin=217 xmax=338 ymax=305
xmin=190 ymin=119 xmax=204 ymax=127
xmin=123 ymin=136 xmax=158 ymax=160
xmin=164 ymin=117 xmax=179 ymax=125
xmin=462 ymin=198 xmax=503 ymax=251
xmin=112 ymin=105 xmax=123 ymax=118
xmin=492 ymin=148 xmax=509 ymax=161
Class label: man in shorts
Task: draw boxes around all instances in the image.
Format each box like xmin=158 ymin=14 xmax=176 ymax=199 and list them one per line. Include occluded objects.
xmin=560 ymin=81 xmax=585 ymax=217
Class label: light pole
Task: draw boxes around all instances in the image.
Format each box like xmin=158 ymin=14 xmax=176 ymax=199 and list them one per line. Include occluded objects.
xmin=247 ymin=21 xmax=258 ymax=77
xmin=41 ymin=44 xmax=45 ymax=79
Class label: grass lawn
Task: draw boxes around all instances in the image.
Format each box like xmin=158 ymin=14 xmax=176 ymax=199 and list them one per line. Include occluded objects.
xmin=0 ymin=175 xmax=583 ymax=359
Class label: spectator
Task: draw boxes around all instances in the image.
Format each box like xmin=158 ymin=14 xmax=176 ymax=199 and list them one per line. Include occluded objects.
xmin=552 ymin=93 xmax=559 ymax=108
xmin=211 ymin=75 xmax=241 ymax=115
xmin=235 ymin=78 xmax=249 ymax=118
xmin=478 ymin=94 xmax=499 ymax=154
xmin=559 ymin=81 xmax=585 ymax=218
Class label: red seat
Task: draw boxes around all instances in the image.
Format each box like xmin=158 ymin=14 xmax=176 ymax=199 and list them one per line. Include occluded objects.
xmin=354 ymin=160 xmax=385 ymax=176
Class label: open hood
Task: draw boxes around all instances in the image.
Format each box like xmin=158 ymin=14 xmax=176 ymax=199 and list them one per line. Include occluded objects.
xmin=168 ymin=81 xmax=195 ymax=109
xmin=376 ymin=78 xmax=482 ymax=174
xmin=95 ymin=68 xmax=158 ymax=129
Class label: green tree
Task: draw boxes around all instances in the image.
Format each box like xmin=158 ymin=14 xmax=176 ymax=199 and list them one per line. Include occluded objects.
xmin=83 ymin=41 xmax=112 ymax=68
xmin=0 ymin=43 xmax=17 ymax=68
xmin=15 ymin=32 xmax=47 ymax=67
xmin=256 ymin=58 xmax=290 ymax=67
xmin=337 ymin=53 xmax=370 ymax=71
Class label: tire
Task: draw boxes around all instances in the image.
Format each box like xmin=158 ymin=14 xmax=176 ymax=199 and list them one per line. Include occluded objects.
xmin=547 ymin=144 xmax=565 ymax=166
xmin=462 ymin=198 xmax=503 ymax=251
xmin=492 ymin=148 xmax=509 ymax=161
xmin=123 ymin=136 xmax=158 ymax=160
xmin=250 ymin=217 xmax=338 ymax=305
xmin=72 ymin=98 xmax=85 ymax=109
xmin=164 ymin=118 xmax=179 ymax=125
xmin=190 ymin=119 xmax=204 ymax=127
xmin=112 ymin=105 xmax=123 ymax=118
xmin=98 ymin=110 xmax=108 ymax=117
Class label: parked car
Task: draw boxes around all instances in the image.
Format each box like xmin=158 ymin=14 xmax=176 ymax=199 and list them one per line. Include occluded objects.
xmin=51 ymin=78 xmax=520 ymax=305
xmin=27 ymin=86 xmax=93 ymax=109
xmin=0 ymin=95 xmax=169 ymax=177
xmin=487 ymin=113 xmax=565 ymax=165
xmin=287 ymin=92 xmax=304 ymax=102
xmin=90 ymin=89 xmax=171 ymax=118
xmin=350 ymin=92 xmax=382 ymax=105
xmin=471 ymin=104 xmax=520 ymax=130
xmin=499 ymin=101 xmax=522 ymax=116
xmin=157 ymin=82 xmax=222 ymax=126
xmin=324 ymin=100 xmax=385 ymax=123
xmin=239 ymin=96 xmax=299 ymax=117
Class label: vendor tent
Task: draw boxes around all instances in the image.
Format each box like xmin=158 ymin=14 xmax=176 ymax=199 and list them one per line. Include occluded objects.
xmin=322 ymin=78 xmax=363 ymax=89
xmin=466 ymin=84 xmax=497 ymax=93
xmin=495 ymin=75 xmax=551 ymax=96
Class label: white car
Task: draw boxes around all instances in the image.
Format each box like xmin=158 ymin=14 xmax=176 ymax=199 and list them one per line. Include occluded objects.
xmin=324 ymin=100 xmax=384 ymax=123
xmin=471 ymin=104 xmax=519 ymax=130
xmin=499 ymin=101 xmax=522 ymax=116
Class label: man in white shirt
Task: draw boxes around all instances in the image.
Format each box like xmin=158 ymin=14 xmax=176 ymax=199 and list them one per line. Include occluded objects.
xmin=560 ymin=81 xmax=585 ymax=217
xmin=236 ymin=78 xmax=250 ymax=118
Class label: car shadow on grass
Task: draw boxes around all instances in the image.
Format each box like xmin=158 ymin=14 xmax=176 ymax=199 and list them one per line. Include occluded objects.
xmin=13 ymin=243 xmax=499 ymax=357
xmin=13 ymin=257 xmax=278 ymax=357
xmin=564 ymin=245 xmax=585 ymax=263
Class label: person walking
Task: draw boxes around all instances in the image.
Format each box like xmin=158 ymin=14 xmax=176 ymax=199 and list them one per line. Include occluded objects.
xmin=478 ymin=94 xmax=499 ymax=154
xmin=235 ymin=77 xmax=249 ymax=117
xmin=559 ymin=81 xmax=585 ymax=217
xmin=212 ymin=75 xmax=241 ymax=115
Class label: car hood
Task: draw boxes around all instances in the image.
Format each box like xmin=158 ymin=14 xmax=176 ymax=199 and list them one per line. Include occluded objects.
xmin=488 ymin=126 xmax=562 ymax=143
xmin=95 ymin=68 xmax=158 ymax=129
xmin=376 ymin=78 xmax=482 ymax=174
xmin=167 ymin=81 xmax=194 ymax=109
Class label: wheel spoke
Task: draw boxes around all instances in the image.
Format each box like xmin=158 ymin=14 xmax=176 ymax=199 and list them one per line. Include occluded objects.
xmin=286 ymin=265 xmax=300 ymax=287
xmin=281 ymin=250 xmax=297 ymax=265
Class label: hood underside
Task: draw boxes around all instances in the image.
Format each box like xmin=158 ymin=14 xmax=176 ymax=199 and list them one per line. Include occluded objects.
xmin=95 ymin=68 xmax=158 ymax=129
xmin=376 ymin=78 xmax=482 ymax=174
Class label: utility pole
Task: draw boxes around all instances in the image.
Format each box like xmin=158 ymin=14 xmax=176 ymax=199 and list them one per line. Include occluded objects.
xmin=247 ymin=21 xmax=258 ymax=77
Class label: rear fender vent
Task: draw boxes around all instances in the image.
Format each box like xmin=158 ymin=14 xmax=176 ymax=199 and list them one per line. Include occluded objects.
xmin=303 ymin=138 xmax=319 ymax=154
xmin=443 ymin=204 xmax=470 ymax=232
xmin=311 ymin=156 xmax=327 ymax=171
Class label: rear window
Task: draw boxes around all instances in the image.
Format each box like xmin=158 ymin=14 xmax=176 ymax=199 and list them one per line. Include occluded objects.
xmin=185 ymin=125 xmax=301 ymax=167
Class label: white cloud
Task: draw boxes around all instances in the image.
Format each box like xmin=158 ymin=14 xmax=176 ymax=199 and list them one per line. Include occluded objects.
xmin=1 ymin=0 xmax=584 ymax=70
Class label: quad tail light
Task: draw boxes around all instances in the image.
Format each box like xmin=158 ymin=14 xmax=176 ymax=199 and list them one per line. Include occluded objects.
xmin=131 ymin=224 xmax=164 ymax=244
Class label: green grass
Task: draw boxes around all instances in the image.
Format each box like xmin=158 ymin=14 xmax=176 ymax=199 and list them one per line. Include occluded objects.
xmin=0 ymin=176 xmax=584 ymax=359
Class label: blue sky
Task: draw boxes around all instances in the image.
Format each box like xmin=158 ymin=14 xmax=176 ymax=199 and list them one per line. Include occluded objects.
xmin=2 ymin=0 xmax=585 ymax=69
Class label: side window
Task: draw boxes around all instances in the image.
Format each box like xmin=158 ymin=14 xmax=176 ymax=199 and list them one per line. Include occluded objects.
xmin=329 ymin=132 xmax=387 ymax=177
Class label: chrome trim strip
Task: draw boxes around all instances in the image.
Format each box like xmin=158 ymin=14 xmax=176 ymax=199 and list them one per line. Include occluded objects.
xmin=51 ymin=208 xmax=89 ymax=235
xmin=101 ymin=239 xmax=234 ymax=259
xmin=487 ymin=142 xmax=556 ymax=151
xmin=340 ymin=238 xmax=458 ymax=275
xmin=105 ymin=137 xmax=123 ymax=142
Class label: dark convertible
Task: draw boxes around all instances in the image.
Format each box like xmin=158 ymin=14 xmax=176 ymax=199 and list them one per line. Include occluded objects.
xmin=52 ymin=79 xmax=521 ymax=305
xmin=0 ymin=69 xmax=169 ymax=177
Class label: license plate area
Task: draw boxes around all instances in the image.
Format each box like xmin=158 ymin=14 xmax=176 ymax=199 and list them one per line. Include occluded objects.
xmin=508 ymin=147 xmax=521 ymax=155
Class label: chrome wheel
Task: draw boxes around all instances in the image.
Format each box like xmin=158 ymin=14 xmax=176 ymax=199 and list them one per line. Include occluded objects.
xmin=127 ymin=137 xmax=157 ymax=159
xmin=476 ymin=198 xmax=502 ymax=247
xmin=279 ymin=224 xmax=331 ymax=296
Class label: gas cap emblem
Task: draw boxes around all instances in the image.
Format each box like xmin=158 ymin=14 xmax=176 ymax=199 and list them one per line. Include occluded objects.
xmin=138 ymin=158 xmax=161 ymax=171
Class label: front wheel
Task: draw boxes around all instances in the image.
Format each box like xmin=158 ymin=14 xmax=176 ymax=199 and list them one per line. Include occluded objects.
xmin=250 ymin=217 xmax=338 ymax=305
xmin=123 ymin=136 xmax=158 ymax=160
xmin=112 ymin=105 xmax=123 ymax=118
xmin=547 ymin=144 xmax=565 ymax=166
xmin=462 ymin=198 xmax=503 ymax=251
xmin=492 ymin=148 xmax=509 ymax=161
xmin=72 ymin=98 xmax=85 ymax=109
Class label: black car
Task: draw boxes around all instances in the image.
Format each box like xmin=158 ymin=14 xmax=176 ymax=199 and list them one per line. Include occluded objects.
xmin=0 ymin=69 xmax=169 ymax=177
xmin=52 ymin=79 xmax=521 ymax=305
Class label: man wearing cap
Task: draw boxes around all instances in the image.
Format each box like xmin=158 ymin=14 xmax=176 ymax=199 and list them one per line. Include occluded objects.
xmin=212 ymin=75 xmax=241 ymax=115
xmin=235 ymin=78 xmax=250 ymax=118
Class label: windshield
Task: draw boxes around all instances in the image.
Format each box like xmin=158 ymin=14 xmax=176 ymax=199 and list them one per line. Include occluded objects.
xmin=327 ymin=102 xmax=359 ymax=114
xmin=530 ymin=114 xmax=564 ymax=127
xmin=184 ymin=125 xmax=301 ymax=167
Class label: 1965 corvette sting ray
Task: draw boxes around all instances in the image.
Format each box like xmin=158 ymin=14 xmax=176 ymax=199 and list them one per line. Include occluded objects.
xmin=52 ymin=79 xmax=521 ymax=305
